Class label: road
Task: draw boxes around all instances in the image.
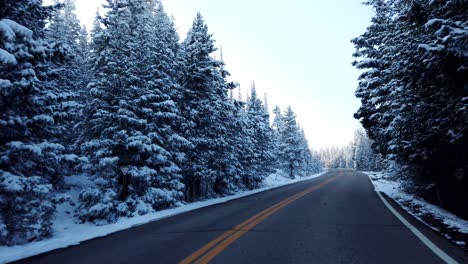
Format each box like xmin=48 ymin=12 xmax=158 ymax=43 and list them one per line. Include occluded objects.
xmin=14 ymin=170 xmax=466 ymax=264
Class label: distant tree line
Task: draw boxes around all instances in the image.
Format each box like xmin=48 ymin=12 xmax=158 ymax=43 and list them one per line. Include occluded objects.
xmin=351 ymin=0 xmax=467 ymax=218
xmin=318 ymin=128 xmax=383 ymax=171
xmin=0 ymin=0 xmax=321 ymax=245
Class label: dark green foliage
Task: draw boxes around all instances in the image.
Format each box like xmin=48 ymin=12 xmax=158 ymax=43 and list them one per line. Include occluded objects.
xmin=352 ymin=0 xmax=468 ymax=218
xmin=178 ymin=13 xmax=239 ymax=200
xmin=0 ymin=0 xmax=65 ymax=245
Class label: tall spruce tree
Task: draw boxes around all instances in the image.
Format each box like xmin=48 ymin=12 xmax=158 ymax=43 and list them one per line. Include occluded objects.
xmin=179 ymin=13 xmax=238 ymax=200
xmin=0 ymin=0 xmax=66 ymax=245
xmin=278 ymin=107 xmax=303 ymax=178
xmin=271 ymin=105 xmax=284 ymax=165
xmin=245 ymin=84 xmax=274 ymax=181
xmin=228 ymin=99 xmax=252 ymax=190
xmin=297 ymin=128 xmax=321 ymax=174
xmin=46 ymin=0 xmax=89 ymax=156
xmin=353 ymin=128 xmax=376 ymax=171
xmin=78 ymin=0 xmax=188 ymax=223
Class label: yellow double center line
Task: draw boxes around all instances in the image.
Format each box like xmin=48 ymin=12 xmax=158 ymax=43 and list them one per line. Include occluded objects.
xmin=179 ymin=175 xmax=339 ymax=264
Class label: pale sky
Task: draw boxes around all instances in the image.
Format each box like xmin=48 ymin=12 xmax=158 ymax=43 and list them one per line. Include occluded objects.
xmin=70 ymin=0 xmax=373 ymax=150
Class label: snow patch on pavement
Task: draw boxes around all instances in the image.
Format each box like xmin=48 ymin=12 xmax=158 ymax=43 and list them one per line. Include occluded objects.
xmin=0 ymin=170 xmax=326 ymax=263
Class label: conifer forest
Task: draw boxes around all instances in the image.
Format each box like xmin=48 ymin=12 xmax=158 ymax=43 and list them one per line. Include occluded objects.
xmin=0 ymin=0 xmax=323 ymax=245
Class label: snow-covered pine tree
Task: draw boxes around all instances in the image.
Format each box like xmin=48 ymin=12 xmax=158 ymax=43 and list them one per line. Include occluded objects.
xmin=353 ymin=128 xmax=375 ymax=171
xmin=274 ymin=107 xmax=321 ymax=176
xmin=0 ymin=0 xmax=66 ymax=245
xmin=145 ymin=1 xmax=193 ymax=208
xmin=151 ymin=2 xmax=181 ymax=97
xmin=238 ymin=85 xmax=262 ymax=189
xmin=271 ymin=105 xmax=284 ymax=166
xmin=179 ymin=13 xmax=238 ymax=200
xmin=78 ymin=0 xmax=188 ymax=223
xmin=245 ymin=83 xmax=274 ymax=184
xmin=278 ymin=107 xmax=303 ymax=178
xmin=76 ymin=25 xmax=90 ymax=98
xmin=352 ymin=0 xmax=397 ymax=159
xmin=46 ymin=0 xmax=89 ymax=169
xmin=88 ymin=9 xmax=102 ymax=65
xmin=342 ymin=143 xmax=354 ymax=169
xmin=297 ymin=128 xmax=321 ymax=175
xmin=149 ymin=2 xmax=192 ymax=182
xmin=272 ymin=106 xmax=284 ymax=133
xmin=219 ymin=93 xmax=249 ymax=192
xmin=214 ymin=52 xmax=247 ymax=193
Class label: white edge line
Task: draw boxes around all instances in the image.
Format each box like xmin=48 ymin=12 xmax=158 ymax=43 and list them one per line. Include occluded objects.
xmin=367 ymin=174 xmax=459 ymax=264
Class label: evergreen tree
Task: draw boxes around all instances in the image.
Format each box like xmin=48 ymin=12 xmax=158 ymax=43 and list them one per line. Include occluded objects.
xmin=221 ymin=96 xmax=249 ymax=191
xmin=78 ymin=0 xmax=188 ymax=223
xmin=152 ymin=2 xmax=182 ymax=98
xmin=278 ymin=107 xmax=303 ymax=178
xmin=178 ymin=13 xmax=236 ymax=200
xmin=244 ymin=84 xmax=274 ymax=186
xmin=297 ymin=129 xmax=321 ymax=174
xmin=88 ymin=9 xmax=102 ymax=65
xmin=0 ymin=0 xmax=65 ymax=245
xmin=353 ymin=128 xmax=375 ymax=171
xmin=271 ymin=105 xmax=284 ymax=165
xmin=46 ymin=0 xmax=89 ymax=154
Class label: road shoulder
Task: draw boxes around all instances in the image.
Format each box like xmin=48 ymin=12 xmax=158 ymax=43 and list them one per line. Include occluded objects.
xmin=363 ymin=171 xmax=468 ymax=263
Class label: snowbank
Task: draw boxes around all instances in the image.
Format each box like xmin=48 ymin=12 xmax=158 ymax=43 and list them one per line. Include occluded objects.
xmin=0 ymin=171 xmax=326 ymax=263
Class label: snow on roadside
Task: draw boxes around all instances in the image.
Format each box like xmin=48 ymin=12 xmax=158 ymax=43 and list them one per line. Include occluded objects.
xmin=366 ymin=171 xmax=468 ymax=248
xmin=0 ymin=170 xmax=326 ymax=264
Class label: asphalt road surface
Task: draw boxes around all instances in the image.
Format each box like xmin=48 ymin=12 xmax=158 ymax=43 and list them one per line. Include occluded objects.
xmin=14 ymin=169 xmax=467 ymax=264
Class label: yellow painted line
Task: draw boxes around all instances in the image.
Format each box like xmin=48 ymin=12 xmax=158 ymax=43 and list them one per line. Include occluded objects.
xmin=194 ymin=177 xmax=336 ymax=264
xmin=180 ymin=176 xmax=338 ymax=264
xmin=179 ymin=185 xmax=313 ymax=264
